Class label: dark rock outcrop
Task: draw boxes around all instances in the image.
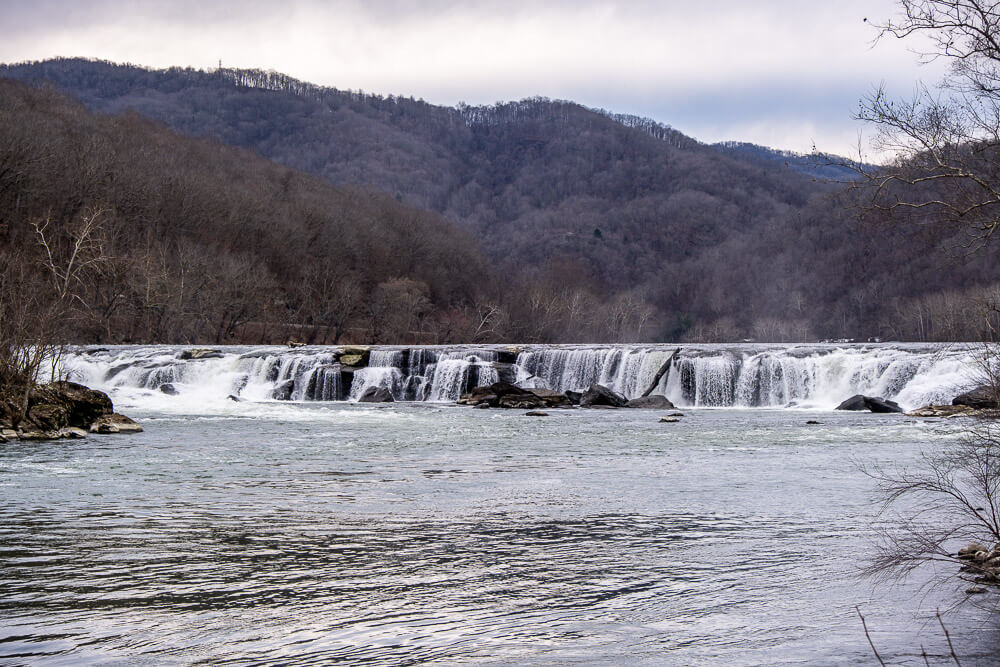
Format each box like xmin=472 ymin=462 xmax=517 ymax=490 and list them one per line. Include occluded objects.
xmin=358 ymin=387 xmax=394 ymax=403
xmin=835 ymin=394 xmax=868 ymax=411
xmin=0 ymin=381 xmax=140 ymax=440
xmin=864 ymin=397 xmax=903 ymax=414
xmin=835 ymin=394 xmax=902 ymax=413
xmin=953 ymin=385 xmax=999 ymax=409
xmin=26 ymin=381 xmax=113 ymax=431
xmin=159 ymin=383 xmax=179 ymax=395
xmin=626 ymin=395 xmax=675 ymax=409
xmin=580 ymin=384 xmax=627 ymax=408
xmin=458 ymin=382 xmax=580 ymax=409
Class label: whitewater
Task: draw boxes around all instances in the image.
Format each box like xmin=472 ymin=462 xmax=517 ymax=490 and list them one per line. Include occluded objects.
xmin=58 ymin=343 xmax=979 ymax=413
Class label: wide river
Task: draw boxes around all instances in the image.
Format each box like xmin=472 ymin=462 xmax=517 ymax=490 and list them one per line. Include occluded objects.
xmin=3 ymin=391 xmax=999 ymax=663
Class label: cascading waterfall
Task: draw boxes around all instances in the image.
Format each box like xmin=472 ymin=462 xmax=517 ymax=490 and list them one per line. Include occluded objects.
xmin=56 ymin=343 xmax=981 ymax=410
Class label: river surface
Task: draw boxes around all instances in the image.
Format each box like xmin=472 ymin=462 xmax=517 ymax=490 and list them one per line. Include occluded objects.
xmin=3 ymin=393 xmax=1000 ymax=664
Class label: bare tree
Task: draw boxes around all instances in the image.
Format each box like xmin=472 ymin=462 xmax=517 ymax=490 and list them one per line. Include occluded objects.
xmin=0 ymin=208 xmax=108 ymax=427
xmin=859 ymin=1 xmax=1000 ymax=247
xmin=864 ymin=421 xmax=1000 ymax=595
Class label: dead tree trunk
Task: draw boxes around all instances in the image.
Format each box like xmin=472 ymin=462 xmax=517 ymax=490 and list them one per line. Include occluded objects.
xmin=640 ymin=347 xmax=681 ymax=397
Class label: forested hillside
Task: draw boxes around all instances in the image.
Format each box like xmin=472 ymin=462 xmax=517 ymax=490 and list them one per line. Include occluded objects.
xmin=3 ymin=58 xmax=1000 ymax=342
xmin=0 ymin=78 xmax=502 ymax=344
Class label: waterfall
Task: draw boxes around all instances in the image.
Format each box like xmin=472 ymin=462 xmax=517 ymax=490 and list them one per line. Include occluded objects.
xmin=57 ymin=343 xmax=980 ymax=410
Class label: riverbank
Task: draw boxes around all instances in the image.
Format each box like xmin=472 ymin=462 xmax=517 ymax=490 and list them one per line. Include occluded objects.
xmin=0 ymin=381 xmax=141 ymax=441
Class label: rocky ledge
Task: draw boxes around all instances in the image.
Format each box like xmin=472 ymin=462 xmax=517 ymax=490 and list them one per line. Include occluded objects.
xmin=0 ymin=381 xmax=141 ymax=442
xmin=907 ymin=384 xmax=1000 ymax=418
xmin=457 ymin=382 xmax=675 ymax=410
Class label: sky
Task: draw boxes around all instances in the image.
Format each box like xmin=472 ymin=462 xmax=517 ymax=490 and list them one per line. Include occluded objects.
xmin=0 ymin=0 xmax=949 ymax=156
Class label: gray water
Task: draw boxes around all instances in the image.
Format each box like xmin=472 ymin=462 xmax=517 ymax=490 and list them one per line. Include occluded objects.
xmin=3 ymin=398 xmax=999 ymax=664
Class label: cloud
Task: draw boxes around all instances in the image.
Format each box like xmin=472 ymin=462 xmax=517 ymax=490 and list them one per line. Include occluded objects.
xmin=0 ymin=0 xmax=949 ymax=155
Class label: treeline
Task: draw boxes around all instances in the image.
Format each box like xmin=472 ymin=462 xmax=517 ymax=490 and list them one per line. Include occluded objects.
xmin=4 ymin=58 xmax=1000 ymax=342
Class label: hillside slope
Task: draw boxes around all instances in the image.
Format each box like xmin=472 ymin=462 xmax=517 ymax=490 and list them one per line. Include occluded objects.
xmin=4 ymin=58 xmax=999 ymax=342
xmin=0 ymin=77 xmax=498 ymax=344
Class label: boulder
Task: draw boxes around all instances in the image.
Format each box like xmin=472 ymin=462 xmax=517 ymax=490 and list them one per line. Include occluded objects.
xmin=338 ymin=354 xmax=366 ymax=367
xmin=959 ymin=543 xmax=989 ymax=559
xmin=835 ymin=394 xmax=869 ymax=411
xmin=90 ymin=413 xmax=143 ymax=434
xmin=337 ymin=346 xmax=370 ymax=367
xmin=179 ymin=348 xmax=223 ymax=360
xmin=953 ymin=385 xmax=999 ymax=409
xmin=159 ymin=383 xmax=179 ymax=396
xmin=358 ymin=387 xmax=394 ymax=403
xmin=565 ymin=391 xmax=583 ymax=405
xmin=626 ymin=395 xmax=675 ymax=409
xmin=835 ymin=394 xmax=903 ymax=413
xmin=864 ymin=397 xmax=903 ymax=413
xmin=580 ymin=384 xmax=627 ymax=408
xmin=524 ymin=411 xmax=549 ymax=417
xmin=659 ymin=417 xmax=680 ymax=423
xmin=907 ymin=404 xmax=977 ymax=418
xmin=26 ymin=381 xmax=113 ymax=431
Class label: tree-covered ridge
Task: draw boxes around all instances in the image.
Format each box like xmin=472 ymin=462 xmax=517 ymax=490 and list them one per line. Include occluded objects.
xmin=4 ymin=58 xmax=1000 ymax=342
xmin=0 ymin=78 xmax=500 ymax=344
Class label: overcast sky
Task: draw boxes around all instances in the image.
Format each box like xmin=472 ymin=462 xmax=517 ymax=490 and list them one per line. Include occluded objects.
xmin=1 ymin=0 xmax=948 ymax=156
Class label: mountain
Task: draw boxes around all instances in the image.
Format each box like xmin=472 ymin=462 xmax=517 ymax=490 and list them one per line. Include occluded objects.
xmin=0 ymin=77 xmax=497 ymax=345
xmin=3 ymin=58 xmax=999 ymax=342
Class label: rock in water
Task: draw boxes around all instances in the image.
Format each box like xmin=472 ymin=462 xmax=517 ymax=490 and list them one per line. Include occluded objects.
xmin=626 ymin=395 xmax=675 ymax=409
xmin=835 ymin=395 xmax=868 ymax=411
xmin=358 ymin=387 xmax=394 ymax=403
xmin=580 ymin=384 xmax=628 ymax=408
xmin=835 ymin=394 xmax=902 ymax=413
xmin=524 ymin=411 xmax=549 ymax=417
xmin=159 ymin=383 xmax=179 ymax=395
xmin=953 ymin=385 xmax=999 ymax=409
xmin=458 ymin=382 xmax=545 ymax=409
xmin=863 ymin=397 xmax=903 ymax=413
xmin=659 ymin=417 xmax=680 ymax=423
xmin=907 ymin=404 xmax=976 ymax=418
xmin=90 ymin=413 xmax=143 ymax=434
